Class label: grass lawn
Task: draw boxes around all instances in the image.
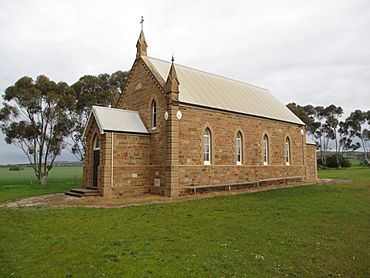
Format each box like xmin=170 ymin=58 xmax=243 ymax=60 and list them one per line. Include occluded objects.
xmin=0 ymin=166 xmax=369 ymax=277
xmin=0 ymin=166 xmax=82 ymax=203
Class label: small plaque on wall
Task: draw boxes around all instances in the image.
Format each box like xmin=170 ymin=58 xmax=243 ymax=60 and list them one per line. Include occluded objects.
xmin=154 ymin=179 xmax=160 ymax=187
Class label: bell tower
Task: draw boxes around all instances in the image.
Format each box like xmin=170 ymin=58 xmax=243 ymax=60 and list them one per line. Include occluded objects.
xmin=136 ymin=16 xmax=147 ymax=58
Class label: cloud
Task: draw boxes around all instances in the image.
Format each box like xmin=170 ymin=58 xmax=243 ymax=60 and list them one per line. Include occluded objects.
xmin=0 ymin=0 xmax=369 ymax=162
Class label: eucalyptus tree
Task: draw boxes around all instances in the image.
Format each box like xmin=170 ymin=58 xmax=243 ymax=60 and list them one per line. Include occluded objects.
xmin=338 ymin=121 xmax=360 ymax=155
xmin=324 ymin=105 xmax=343 ymax=167
xmin=286 ymin=103 xmax=316 ymax=133
xmin=344 ymin=110 xmax=370 ymax=165
xmin=0 ymin=75 xmax=76 ymax=187
xmin=70 ymin=71 xmax=129 ymax=161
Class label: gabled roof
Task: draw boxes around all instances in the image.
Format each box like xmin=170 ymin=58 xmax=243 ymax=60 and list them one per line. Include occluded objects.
xmin=142 ymin=56 xmax=304 ymax=125
xmin=83 ymin=106 xmax=149 ymax=137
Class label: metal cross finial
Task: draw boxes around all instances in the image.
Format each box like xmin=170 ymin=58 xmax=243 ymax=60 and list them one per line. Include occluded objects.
xmin=140 ymin=16 xmax=144 ymax=31
xmin=171 ymin=54 xmax=175 ymax=63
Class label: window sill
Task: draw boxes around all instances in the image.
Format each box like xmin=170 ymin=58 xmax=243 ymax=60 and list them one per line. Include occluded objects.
xmin=204 ymin=161 xmax=211 ymax=166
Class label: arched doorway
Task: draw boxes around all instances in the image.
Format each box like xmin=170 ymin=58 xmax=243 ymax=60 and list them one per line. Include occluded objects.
xmin=92 ymin=134 xmax=100 ymax=187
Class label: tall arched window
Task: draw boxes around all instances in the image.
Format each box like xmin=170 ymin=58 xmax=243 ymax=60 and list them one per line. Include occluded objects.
xmin=285 ymin=137 xmax=291 ymax=165
xmin=236 ymin=132 xmax=242 ymax=165
xmin=93 ymin=134 xmax=100 ymax=150
xmin=151 ymin=100 xmax=157 ymax=128
xmin=203 ymin=128 xmax=211 ymax=165
xmin=262 ymin=134 xmax=269 ymax=165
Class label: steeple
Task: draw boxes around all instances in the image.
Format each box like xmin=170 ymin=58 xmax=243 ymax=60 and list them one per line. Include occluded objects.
xmin=166 ymin=55 xmax=180 ymax=93
xmin=136 ymin=16 xmax=147 ymax=58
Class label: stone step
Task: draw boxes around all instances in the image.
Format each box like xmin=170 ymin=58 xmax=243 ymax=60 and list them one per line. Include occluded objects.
xmin=71 ymin=188 xmax=99 ymax=194
xmin=65 ymin=188 xmax=100 ymax=197
xmin=65 ymin=191 xmax=83 ymax=198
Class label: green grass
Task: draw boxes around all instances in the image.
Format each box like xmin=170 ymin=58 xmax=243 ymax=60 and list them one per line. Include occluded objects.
xmin=318 ymin=164 xmax=370 ymax=181
xmin=0 ymin=166 xmax=369 ymax=277
xmin=0 ymin=166 xmax=82 ymax=202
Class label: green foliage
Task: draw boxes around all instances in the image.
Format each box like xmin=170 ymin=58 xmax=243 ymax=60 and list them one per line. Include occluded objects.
xmin=0 ymin=76 xmax=76 ymax=187
xmin=341 ymin=158 xmax=352 ymax=168
xmin=8 ymin=165 xmax=24 ymax=171
xmin=323 ymin=154 xmax=352 ymax=168
xmin=342 ymin=110 xmax=370 ymax=165
xmin=286 ymin=103 xmax=317 ymax=133
xmin=288 ymin=103 xmax=365 ymax=167
xmin=70 ymin=71 xmax=129 ymax=161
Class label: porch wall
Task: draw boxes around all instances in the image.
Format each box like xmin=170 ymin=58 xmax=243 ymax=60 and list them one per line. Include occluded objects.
xmin=305 ymin=144 xmax=318 ymax=181
xmin=112 ymin=133 xmax=150 ymax=196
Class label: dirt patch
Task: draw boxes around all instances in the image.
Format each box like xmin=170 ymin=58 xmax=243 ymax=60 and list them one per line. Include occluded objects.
xmin=1 ymin=179 xmax=348 ymax=209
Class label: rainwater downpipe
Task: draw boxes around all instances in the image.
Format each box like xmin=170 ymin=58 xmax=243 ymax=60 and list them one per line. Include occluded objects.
xmin=111 ymin=132 xmax=114 ymax=188
xmin=301 ymin=127 xmax=306 ymax=179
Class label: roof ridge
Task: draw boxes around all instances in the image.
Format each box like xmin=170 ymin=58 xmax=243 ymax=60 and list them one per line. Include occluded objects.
xmin=93 ymin=106 xmax=139 ymax=114
xmin=148 ymin=56 xmax=269 ymax=91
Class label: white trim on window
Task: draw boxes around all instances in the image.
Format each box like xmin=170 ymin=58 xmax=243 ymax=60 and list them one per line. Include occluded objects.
xmin=151 ymin=100 xmax=157 ymax=129
xmin=263 ymin=134 xmax=269 ymax=166
xmin=93 ymin=134 xmax=100 ymax=150
xmin=236 ymin=132 xmax=242 ymax=165
xmin=285 ymin=137 xmax=291 ymax=165
xmin=203 ymin=128 xmax=211 ymax=165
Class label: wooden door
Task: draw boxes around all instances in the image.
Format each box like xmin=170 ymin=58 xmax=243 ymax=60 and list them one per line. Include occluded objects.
xmin=93 ymin=149 xmax=100 ymax=187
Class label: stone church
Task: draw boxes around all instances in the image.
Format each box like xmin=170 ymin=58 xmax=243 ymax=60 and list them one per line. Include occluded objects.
xmin=81 ymin=29 xmax=317 ymax=198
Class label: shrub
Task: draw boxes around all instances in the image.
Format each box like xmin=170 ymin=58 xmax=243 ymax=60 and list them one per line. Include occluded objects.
xmin=325 ymin=154 xmax=351 ymax=168
xmin=341 ymin=159 xmax=352 ymax=168
xmin=9 ymin=165 xmax=24 ymax=171
xmin=360 ymin=158 xmax=370 ymax=167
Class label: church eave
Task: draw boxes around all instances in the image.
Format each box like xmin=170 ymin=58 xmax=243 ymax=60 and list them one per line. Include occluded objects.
xmin=179 ymin=101 xmax=305 ymax=127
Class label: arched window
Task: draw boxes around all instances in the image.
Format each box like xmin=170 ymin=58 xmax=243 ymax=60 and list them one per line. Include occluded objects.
xmin=203 ymin=128 xmax=211 ymax=165
xmin=151 ymin=100 xmax=157 ymax=128
xmin=285 ymin=137 xmax=291 ymax=165
xmin=262 ymin=134 xmax=269 ymax=165
xmin=93 ymin=134 xmax=100 ymax=150
xmin=236 ymin=132 xmax=242 ymax=165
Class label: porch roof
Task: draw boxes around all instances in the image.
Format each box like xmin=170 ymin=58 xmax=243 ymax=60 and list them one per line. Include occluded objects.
xmin=84 ymin=106 xmax=149 ymax=136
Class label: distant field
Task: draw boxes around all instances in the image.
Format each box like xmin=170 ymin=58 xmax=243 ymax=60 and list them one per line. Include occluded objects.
xmin=0 ymin=166 xmax=82 ymax=202
xmin=0 ymin=165 xmax=369 ymax=277
xmin=319 ymin=164 xmax=370 ymax=180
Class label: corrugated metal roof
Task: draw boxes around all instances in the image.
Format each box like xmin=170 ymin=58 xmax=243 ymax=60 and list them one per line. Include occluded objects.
xmin=145 ymin=57 xmax=304 ymax=125
xmin=89 ymin=106 xmax=149 ymax=134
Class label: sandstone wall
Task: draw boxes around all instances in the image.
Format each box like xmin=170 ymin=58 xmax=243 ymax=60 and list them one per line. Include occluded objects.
xmin=177 ymin=104 xmax=310 ymax=190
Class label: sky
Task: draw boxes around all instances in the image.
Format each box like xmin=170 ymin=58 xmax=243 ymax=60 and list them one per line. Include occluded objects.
xmin=0 ymin=0 xmax=369 ymax=164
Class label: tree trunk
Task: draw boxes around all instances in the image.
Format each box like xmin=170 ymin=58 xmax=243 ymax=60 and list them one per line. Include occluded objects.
xmin=39 ymin=173 xmax=48 ymax=188
xmin=365 ymin=154 xmax=370 ymax=167
xmin=336 ymin=154 xmax=341 ymax=169
xmin=361 ymin=138 xmax=370 ymax=167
